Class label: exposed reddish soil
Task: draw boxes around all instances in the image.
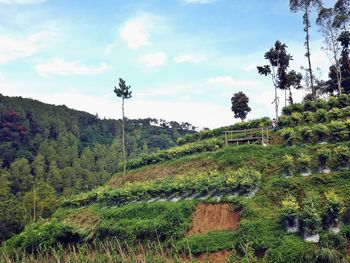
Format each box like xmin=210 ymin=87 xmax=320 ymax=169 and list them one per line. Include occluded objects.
xmin=187 ymin=204 xmax=240 ymax=236
xmin=109 ymin=158 xmax=214 ymax=187
xmin=347 ymin=239 xmax=350 ymax=256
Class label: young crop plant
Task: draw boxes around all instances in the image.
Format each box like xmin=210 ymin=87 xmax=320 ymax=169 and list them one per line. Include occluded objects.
xmin=280 ymin=196 xmax=300 ymax=231
xmin=331 ymin=145 xmax=350 ymax=169
xmin=300 ymin=193 xmax=322 ymax=239
xmin=281 ymin=154 xmax=296 ymax=177
xmin=322 ymin=190 xmax=344 ymax=230
xmin=297 ymin=153 xmax=312 ymax=176
xmin=316 ymin=147 xmax=332 ymax=172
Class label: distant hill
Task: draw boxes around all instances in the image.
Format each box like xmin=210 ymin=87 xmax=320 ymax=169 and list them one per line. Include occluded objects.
xmin=0 ymin=94 xmax=196 ymax=243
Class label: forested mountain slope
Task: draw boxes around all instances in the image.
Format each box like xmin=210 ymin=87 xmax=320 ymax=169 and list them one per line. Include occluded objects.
xmin=0 ymin=94 xmax=195 ymax=243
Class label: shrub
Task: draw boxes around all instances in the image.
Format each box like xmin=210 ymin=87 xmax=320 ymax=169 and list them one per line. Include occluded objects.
xmin=297 ymin=153 xmax=312 ymax=173
xmin=303 ymin=99 xmax=317 ymax=112
xmin=176 ymin=231 xmax=235 ymax=255
xmin=312 ymin=124 xmax=330 ymax=142
xmin=327 ymin=108 xmax=343 ymax=121
xmin=316 ymin=147 xmax=332 ymax=168
xmin=279 ymin=128 xmax=297 ymax=146
xmin=302 ymin=111 xmax=315 ymax=124
xmin=328 ymin=121 xmax=348 ymax=141
xmin=336 ymin=93 xmax=350 ymax=108
xmin=290 ymin=112 xmax=303 ymax=126
xmin=280 ymin=196 xmax=300 ymax=227
xmin=331 ymin=145 xmax=350 ymax=168
xmin=315 ymin=108 xmax=328 ymax=122
xmin=280 ymin=154 xmax=295 ymax=177
xmin=299 ymin=126 xmax=313 ymax=143
xmin=264 ymin=235 xmax=317 ymax=263
xmin=319 ymin=233 xmax=347 ymax=252
xmin=322 ymin=190 xmax=344 ymax=229
xmin=300 ymin=194 xmax=322 ymax=235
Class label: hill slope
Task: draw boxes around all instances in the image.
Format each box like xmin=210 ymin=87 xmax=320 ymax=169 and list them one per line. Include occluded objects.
xmin=2 ymin=94 xmax=350 ymax=263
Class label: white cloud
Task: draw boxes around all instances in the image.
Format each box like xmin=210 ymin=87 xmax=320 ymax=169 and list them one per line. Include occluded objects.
xmin=174 ymin=53 xmax=207 ymax=64
xmin=208 ymin=76 xmax=257 ymax=88
xmin=35 ymin=58 xmax=111 ymax=76
xmin=119 ymin=13 xmax=161 ymax=50
xmin=0 ymin=31 xmax=56 ymax=64
xmin=182 ymin=0 xmax=216 ymax=4
xmin=0 ymin=0 xmax=45 ymax=4
xmin=139 ymin=51 xmax=167 ymax=69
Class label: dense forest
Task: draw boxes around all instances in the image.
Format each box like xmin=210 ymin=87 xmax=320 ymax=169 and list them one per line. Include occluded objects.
xmin=0 ymin=94 xmax=195 ymax=243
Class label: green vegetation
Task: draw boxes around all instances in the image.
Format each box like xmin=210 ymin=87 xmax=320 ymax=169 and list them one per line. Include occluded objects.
xmin=0 ymin=95 xmax=195 ymax=243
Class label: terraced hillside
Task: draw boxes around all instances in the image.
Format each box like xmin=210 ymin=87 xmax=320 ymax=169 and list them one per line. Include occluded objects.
xmin=1 ymin=95 xmax=350 ymax=263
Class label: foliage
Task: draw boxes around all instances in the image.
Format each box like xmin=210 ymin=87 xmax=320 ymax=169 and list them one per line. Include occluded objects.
xmin=176 ymin=231 xmax=235 ymax=255
xmin=264 ymin=235 xmax=317 ymax=263
xmin=231 ymin=92 xmax=251 ymax=121
xmin=62 ymin=168 xmax=262 ymax=208
xmin=280 ymin=196 xmax=300 ymax=226
xmin=281 ymin=154 xmax=296 ymax=176
xmin=323 ymin=190 xmax=344 ymax=228
xmin=300 ymin=193 xmax=322 ymax=235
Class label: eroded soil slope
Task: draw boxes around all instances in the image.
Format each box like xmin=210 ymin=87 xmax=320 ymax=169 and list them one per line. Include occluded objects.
xmin=187 ymin=203 xmax=240 ymax=236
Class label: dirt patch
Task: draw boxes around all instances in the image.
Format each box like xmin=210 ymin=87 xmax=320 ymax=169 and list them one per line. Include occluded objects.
xmin=187 ymin=204 xmax=240 ymax=236
xmin=108 ymin=158 xmax=214 ymax=187
xmin=347 ymin=239 xmax=350 ymax=256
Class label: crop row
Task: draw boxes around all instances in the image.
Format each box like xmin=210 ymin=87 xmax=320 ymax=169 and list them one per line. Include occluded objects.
xmin=278 ymin=120 xmax=350 ymax=146
xmin=282 ymin=94 xmax=350 ymax=116
xmin=124 ymin=137 xmax=224 ymax=170
xmin=278 ymin=107 xmax=350 ymax=128
xmin=176 ymin=117 xmax=271 ymax=145
xmin=62 ymin=168 xmax=261 ymax=208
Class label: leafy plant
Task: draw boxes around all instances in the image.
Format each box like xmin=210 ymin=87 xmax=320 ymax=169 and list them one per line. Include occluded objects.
xmin=280 ymin=196 xmax=300 ymax=227
xmin=322 ymin=191 xmax=344 ymax=229
xmin=281 ymin=154 xmax=295 ymax=177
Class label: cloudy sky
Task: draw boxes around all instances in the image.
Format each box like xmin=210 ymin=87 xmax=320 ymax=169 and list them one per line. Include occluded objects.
xmin=0 ymin=0 xmax=335 ymax=128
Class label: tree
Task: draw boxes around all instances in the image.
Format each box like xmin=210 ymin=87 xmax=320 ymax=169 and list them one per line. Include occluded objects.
xmin=257 ymin=41 xmax=293 ymax=120
xmin=317 ymin=6 xmax=343 ymax=94
xmin=230 ymin=92 xmax=251 ymax=121
xmin=286 ymin=70 xmax=303 ymax=104
xmin=114 ymin=78 xmax=132 ymax=177
xmin=290 ymin=0 xmax=323 ymax=98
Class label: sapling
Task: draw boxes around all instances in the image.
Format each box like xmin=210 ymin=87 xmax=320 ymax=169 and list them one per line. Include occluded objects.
xmin=316 ymin=147 xmax=332 ymax=173
xmin=297 ymin=153 xmax=312 ymax=176
xmin=281 ymin=196 xmax=300 ymax=232
xmin=331 ymin=145 xmax=350 ymax=169
xmin=323 ymin=190 xmax=344 ymax=231
xmin=281 ymin=154 xmax=295 ymax=177
xmin=301 ymin=193 xmax=322 ymax=242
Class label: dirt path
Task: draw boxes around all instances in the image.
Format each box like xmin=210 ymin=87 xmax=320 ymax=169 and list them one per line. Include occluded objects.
xmin=187 ymin=203 xmax=240 ymax=236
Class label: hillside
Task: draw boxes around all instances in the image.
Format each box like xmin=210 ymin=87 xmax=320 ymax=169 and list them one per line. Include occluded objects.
xmin=2 ymin=94 xmax=350 ymax=262
xmin=0 ymin=94 xmax=195 ymax=244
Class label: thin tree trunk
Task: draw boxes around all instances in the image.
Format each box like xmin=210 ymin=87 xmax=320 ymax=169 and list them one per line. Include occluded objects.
xmin=122 ymin=98 xmax=126 ymax=177
xmin=274 ymin=86 xmax=279 ymax=121
xmin=33 ymin=182 xmax=36 ymax=222
xmin=305 ymin=10 xmax=315 ymax=97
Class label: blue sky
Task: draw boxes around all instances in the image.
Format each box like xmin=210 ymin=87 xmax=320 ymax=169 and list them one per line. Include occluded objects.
xmin=0 ymin=0 xmax=335 ymax=128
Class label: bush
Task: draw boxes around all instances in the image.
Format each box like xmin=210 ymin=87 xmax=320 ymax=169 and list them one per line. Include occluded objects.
xmin=300 ymin=194 xmax=322 ymax=235
xmin=264 ymin=235 xmax=317 ymax=263
xmin=279 ymin=128 xmax=297 ymax=146
xmin=322 ymin=191 xmax=344 ymax=229
xmin=312 ymin=124 xmax=330 ymax=142
xmin=315 ymin=108 xmax=328 ymax=122
xmin=319 ymin=233 xmax=347 ymax=252
xmin=280 ymin=196 xmax=300 ymax=227
xmin=280 ymin=154 xmax=296 ymax=177
xmin=316 ymin=147 xmax=332 ymax=168
xmin=297 ymin=153 xmax=312 ymax=173
xmin=176 ymin=231 xmax=235 ymax=255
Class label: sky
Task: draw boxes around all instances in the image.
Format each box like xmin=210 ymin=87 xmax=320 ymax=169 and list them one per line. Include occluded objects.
xmin=0 ymin=0 xmax=336 ymax=129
